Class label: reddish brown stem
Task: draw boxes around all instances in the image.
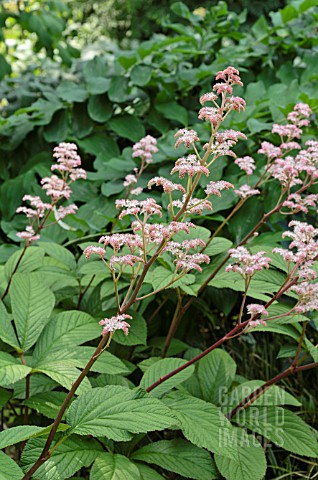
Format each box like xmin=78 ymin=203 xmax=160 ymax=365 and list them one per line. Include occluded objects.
xmin=226 ymin=361 xmax=318 ymax=420
xmin=21 ymin=334 xmax=110 ymax=480
xmin=146 ymin=277 xmax=298 ymax=393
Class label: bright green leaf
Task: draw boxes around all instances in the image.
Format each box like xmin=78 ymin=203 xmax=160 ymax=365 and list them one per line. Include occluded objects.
xmin=90 ymin=453 xmax=141 ymax=480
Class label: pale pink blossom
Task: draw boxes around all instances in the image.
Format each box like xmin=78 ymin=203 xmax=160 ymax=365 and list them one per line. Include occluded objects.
xmin=269 ymin=156 xmax=302 ymax=187
xmin=176 ymin=253 xmax=210 ymax=272
xmin=215 ymin=130 xmax=247 ymax=144
xmin=247 ymin=304 xmax=269 ymax=317
xmin=258 ymin=141 xmax=282 ymax=160
xmin=123 ymin=174 xmax=137 ymax=188
xmin=148 ymin=177 xmax=185 ymax=193
xmin=213 ymin=83 xmax=233 ymax=95
xmin=132 ymin=221 xmax=195 ymax=243
xmin=56 ymin=204 xmax=78 ymax=219
xmin=225 ymin=96 xmax=246 ymax=112
xmin=234 ymin=156 xmax=256 ymax=175
xmin=174 ymin=128 xmax=200 ymax=148
xmin=199 ymin=92 xmax=218 ymax=105
xmin=171 ymin=155 xmax=210 ymax=178
xmin=16 ymin=226 xmax=40 ymax=243
xmin=234 ymin=184 xmax=260 ymax=199
xmin=41 ymin=175 xmax=72 ymax=199
xmin=205 ymin=181 xmax=234 ymax=197
xmin=249 ymin=319 xmax=267 ymax=328
xmin=83 ymin=246 xmax=106 ymax=259
xmin=99 ymin=314 xmax=132 ymax=336
xmin=280 ymin=141 xmax=301 ymax=151
xmin=282 ymin=194 xmax=318 ymax=214
xmin=131 ymin=187 xmax=143 ymax=196
xmin=289 ymin=282 xmax=318 ymax=313
xmin=198 ymin=107 xmax=223 ymax=125
xmin=171 ymin=196 xmax=212 ymax=215
xmin=110 ymin=255 xmax=144 ymax=270
xmin=226 ymin=247 xmax=271 ymax=277
xmin=116 ymin=198 xmax=162 ymax=220
xmin=272 ymin=124 xmax=302 ymax=140
xmin=215 ymin=66 xmax=243 ymax=86
xmin=132 ymin=135 xmax=158 ymax=164
xmin=99 ymin=233 xmax=143 ymax=252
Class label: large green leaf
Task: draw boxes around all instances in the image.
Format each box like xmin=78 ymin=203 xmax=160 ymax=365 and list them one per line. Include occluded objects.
xmin=214 ymin=428 xmax=267 ymax=480
xmin=0 ymin=352 xmax=31 ymax=386
xmin=35 ymin=362 xmax=91 ymax=396
xmin=57 ymin=81 xmax=88 ymax=103
xmin=4 ymin=247 xmax=44 ymax=281
xmin=140 ymin=358 xmax=195 ymax=397
xmin=25 ymin=391 xmax=67 ymax=419
xmin=21 ymin=436 xmax=103 ymax=480
xmin=0 ymin=451 xmax=24 ymax=480
xmin=222 ymin=380 xmax=301 ymax=415
xmin=135 ymin=463 xmax=165 ymax=480
xmin=163 ymin=392 xmax=235 ymax=457
xmin=109 ymin=114 xmax=145 ymax=142
xmin=65 ymin=346 xmax=130 ymax=375
xmin=38 ymin=242 xmax=76 ymax=270
xmin=88 ymin=95 xmax=113 ymax=122
xmin=204 ymin=237 xmax=233 ymax=256
xmin=66 ymin=386 xmax=178 ymax=440
xmin=131 ymin=439 xmax=217 ymax=480
xmin=0 ymin=425 xmax=45 ymax=449
xmin=32 ymin=311 xmax=100 ymax=366
xmin=90 ymin=453 xmax=141 ymax=480
xmin=198 ymin=349 xmax=236 ymax=404
xmin=0 ymin=300 xmax=20 ymax=351
xmin=11 ymin=273 xmax=55 ymax=351
xmin=235 ymin=406 xmax=318 ymax=457
xmin=131 ymin=64 xmax=152 ymax=86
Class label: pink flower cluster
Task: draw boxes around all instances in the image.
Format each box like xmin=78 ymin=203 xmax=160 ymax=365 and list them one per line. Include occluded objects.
xmin=132 ymin=135 xmax=158 ymax=164
xmin=99 ymin=314 xmax=132 ymax=336
xmin=16 ymin=143 xmax=85 ymax=244
xmin=171 ymin=155 xmax=209 ymax=178
xmin=226 ymin=247 xmax=271 ymax=278
xmin=171 ymin=196 xmax=212 ymax=215
xmin=164 ymin=239 xmax=209 ymax=272
xmin=116 ymin=198 xmax=162 ymax=220
xmin=234 ymin=185 xmax=260 ymax=199
xmin=132 ymin=221 xmax=196 ymax=244
xmin=246 ymin=304 xmax=268 ymax=328
xmin=174 ymin=128 xmax=200 ymax=149
xmin=234 ymin=156 xmax=256 ymax=175
xmin=148 ymin=177 xmax=185 ymax=193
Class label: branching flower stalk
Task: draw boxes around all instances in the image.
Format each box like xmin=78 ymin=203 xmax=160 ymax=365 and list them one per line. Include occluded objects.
xmin=21 ymin=67 xmax=318 ymax=478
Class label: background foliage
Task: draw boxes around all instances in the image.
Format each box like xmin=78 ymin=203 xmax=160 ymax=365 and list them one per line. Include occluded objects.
xmin=0 ymin=1 xmax=318 ymax=479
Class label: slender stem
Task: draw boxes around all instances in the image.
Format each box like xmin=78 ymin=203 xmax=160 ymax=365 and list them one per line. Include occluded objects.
xmin=238 ymin=277 xmax=250 ymax=324
xmin=292 ymin=321 xmax=308 ymax=368
xmin=226 ymin=361 xmax=318 ymax=420
xmin=146 ymin=277 xmax=298 ymax=393
xmin=161 ymin=290 xmax=183 ymax=358
xmin=21 ymin=334 xmax=110 ymax=480
xmin=76 ymin=274 xmax=95 ymax=309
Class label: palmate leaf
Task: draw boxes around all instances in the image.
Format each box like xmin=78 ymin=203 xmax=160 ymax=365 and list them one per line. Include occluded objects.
xmin=0 ymin=451 xmax=24 ymax=480
xmin=131 ymin=439 xmax=217 ymax=480
xmin=162 ymin=392 xmax=236 ymax=457
xmin=90 ymin=453 xmax=141 ymax=480
xmin=0 ymin=425 xmax=45 ymax=449
xmin=214 ymin=428 xmax=267 ymax=480
xmin=32 ymin=311 xmax=100 ymax=366
xmin=0 ymin=352 xmax=31 ymax=386
xmin=235 ymin=406 xmax=318 ymax=457
xmin=21 ymin=436 xmax=103 ymax=480
xmin=66 ymin=386 xmax=178 ymax=440
xmin=10 ymin=273 xmax=55 ymax=352
xmin=139 ymin=358 xmax=195 ymax=397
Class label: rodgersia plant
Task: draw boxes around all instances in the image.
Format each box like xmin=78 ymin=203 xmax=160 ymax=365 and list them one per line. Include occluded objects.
xmin=0 ymin=67 xmax=318 ymax=480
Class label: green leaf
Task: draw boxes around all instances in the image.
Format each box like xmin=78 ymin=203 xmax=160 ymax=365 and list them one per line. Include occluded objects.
xmin=198 ymin=349 xmax=236 ymax=404
xmin=38 ymin=242 xmax=76 ymax=270
xmin=135 ymin=463 xmax=165 ymax=480
xmin=0 ymin=352 xmax=31 ymax=386
xmin=4 ymin=247 xmax=44 ymax=281
xmin=25 ymin=391 xmax=67 ymax=419
xmin=0 ymin=301 xmax=20 ymax=351
xmin=0 ymin=388 xmax=11 ymax=408
xmin=108 ymin=76 xmax=129 ymax=102
xmin=148 ymin=266 xmax=195 ymax=292
xmin=109 ymin=114 xmax=145 ymax=142
xmin=11 ymin=273 xmax=55 ymax=351
xmin=113 ymin=311 xmax=147 ymax=346
xmin=21 ymin=436 xmax=103 ymax=480
xmin=73 ymin=347 xmax=130 ymax=375
xmin=86 ymin=77 xmax=110 ymax=95
xmin=140 ymin=358 xmax=195 ymax=397
xmin=163 ymin=392 xmax=235 ymax=457
xmin=76 ymin=133 xmax=119 ymax=159
xmin=43 ymin=109 xmax=69 ymax=142
xmin=131 ymin=439 xmax=217 ymax=480
xmin=57 ymin=81 xmax=88 ymax=103
xmin=222 ymin=381 xmax=301 ymax=414
xmin=235 ymin=406 xmax=318 ymax=457
xmin=90 ymin=453 xmax=141 ymax=480
xmin=204 ymin=237 xmax=233 ymax=256
xmin=0 ymin=425 xmax=45 ymax=449
xmin=32 ymin=311 xmax=100 ymax=366
xmin=35 ymin=363 xmax=91 ymax=396
xmin=88 ymin=95 xmax=113 ymax=123
xmin=214 ymin=428 xmax=267 ymax=480
xmin=0 ymin=451 xmax=24 ymax=480
xmin=131 ymin=64 xmax=152 ymax=86
xmin=66 ymin=386 xmax=178 ymax=440
xmin=155 ymin=101 xmax=188 ymax=125
xmin=247 ymin=118 xmax=272 ymax=133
